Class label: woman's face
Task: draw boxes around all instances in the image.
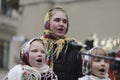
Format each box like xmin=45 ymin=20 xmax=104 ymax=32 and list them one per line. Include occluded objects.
xmin=91 ymin=57 xmax=110 ymax=78
xmin=29 ymin=40 xmax=46 ymax=68
xmin=50 ymin=11 xmax=68 ymax=37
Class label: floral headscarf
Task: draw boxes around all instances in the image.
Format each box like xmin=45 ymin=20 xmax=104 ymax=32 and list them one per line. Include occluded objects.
xmin=44 ymin=7 xmax=69 ymax=32
xmin=20 ymin=37 xmax=45 ymax=65
xmin=41 ymin=7 xmax=84 ymax=69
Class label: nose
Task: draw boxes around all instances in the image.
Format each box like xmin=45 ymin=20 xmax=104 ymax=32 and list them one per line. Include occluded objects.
xmin=60 ymin=20 xmax=64 ymax=26
xmin=101 ymin=60 xmax=106 ymax=66
xmin=37 ymin=51 xmax=42 ymax=57
xmin=38 ymin=55 xmax=42 ymax=57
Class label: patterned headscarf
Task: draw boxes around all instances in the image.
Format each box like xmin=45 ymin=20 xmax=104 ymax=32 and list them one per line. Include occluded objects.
xmin=44 ymin=7 xmax=69 ymax=33
xmin=20 ymin=37 xmax=45 ymax=65
xmin=41 ymin=7 xmax=84 ymax=69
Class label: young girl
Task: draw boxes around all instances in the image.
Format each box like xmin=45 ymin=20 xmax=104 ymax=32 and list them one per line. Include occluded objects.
xmin=3 ymin=37 xmax=58 ymax=80
xmin=40 ymin=7 xmax=84 ymax=80
xmin=78 ymin=47 xmax=111 ymax=80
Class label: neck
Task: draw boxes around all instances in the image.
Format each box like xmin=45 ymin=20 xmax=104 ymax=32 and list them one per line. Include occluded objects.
xmin=91 ymin=73 xmax=106 ymax=79
xmin=44 ymin=30 xmax=66 ymax=40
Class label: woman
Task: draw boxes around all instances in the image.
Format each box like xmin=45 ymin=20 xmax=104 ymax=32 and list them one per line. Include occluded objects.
xmin=40 ymin=7 xmax=84 ymax=80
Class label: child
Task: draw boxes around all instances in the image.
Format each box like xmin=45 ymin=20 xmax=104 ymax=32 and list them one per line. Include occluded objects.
xmin=3 ymin=37 xmax=58 ymax=80
xmin=79 ymin=47 xmax=111 ymax=80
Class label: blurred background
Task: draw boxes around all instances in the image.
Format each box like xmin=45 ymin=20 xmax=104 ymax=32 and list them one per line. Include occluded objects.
xmin=0 ymin=0 xmax=120 ymax=79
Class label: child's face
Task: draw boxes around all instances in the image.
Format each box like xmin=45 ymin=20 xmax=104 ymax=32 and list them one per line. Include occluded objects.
xmin=91 ymin=57 xmax=110 ymax=78
xmin=50 ymin=11 xmax=68 ymax=37
xmin=29 ymin=40 xmax=46 ymax=68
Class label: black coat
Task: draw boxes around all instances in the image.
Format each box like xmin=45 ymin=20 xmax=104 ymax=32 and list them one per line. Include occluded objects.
xmin=53 ymin=41 xmax=83 ymax=80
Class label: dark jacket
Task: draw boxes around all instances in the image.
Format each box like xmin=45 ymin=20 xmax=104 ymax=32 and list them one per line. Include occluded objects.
xmin=53 ymin=41 xmax=83 ymax=80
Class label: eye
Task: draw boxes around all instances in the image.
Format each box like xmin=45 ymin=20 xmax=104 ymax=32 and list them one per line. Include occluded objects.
xmin=30 ymin=49 xmax=38 ymax=53
xmin=54 ymin=18 xmax=61 ymax=22
xmin=41 ymin=50 xmax=46 ymax=54
xmin=94 ymin=58 xmax=101 ymax=62
xmin=105 ymin=60 xmax=109 ymax=63
xmin=63 ymin=19 xmax=67 ymax=24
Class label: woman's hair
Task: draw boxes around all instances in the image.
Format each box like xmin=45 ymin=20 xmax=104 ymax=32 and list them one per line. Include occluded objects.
xmin=20 ymin=37 xmax=45 ymax=65
xmin=44 ymin=7 xmax=69 ymax=33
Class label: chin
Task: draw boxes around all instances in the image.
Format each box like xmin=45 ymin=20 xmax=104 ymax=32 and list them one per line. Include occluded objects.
xmin=57 ymin=34 xmax=64 ymax=37
xmin=99 ymin=76 xmax=106 ymax=79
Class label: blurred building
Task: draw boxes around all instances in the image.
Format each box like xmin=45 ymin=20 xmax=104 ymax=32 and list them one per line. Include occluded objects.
xmin=0 ymin=0 xmax=120 ymax=79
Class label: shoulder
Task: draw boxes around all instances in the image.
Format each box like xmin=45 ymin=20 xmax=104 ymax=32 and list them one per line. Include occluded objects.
xmin=9 ymin=64 xmax=22 ymax=72
xmin=78 ymin=75 xmax=89 ymax=80
xmin=7 ymin=64 xmax=23 ymax=80
xmin=67 ymin=38 xmax=86 ymax=50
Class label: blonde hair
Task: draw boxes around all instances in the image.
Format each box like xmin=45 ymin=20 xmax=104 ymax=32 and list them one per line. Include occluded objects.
xmin=90 ymin=47 xmax=109 ymax=64
xmin=85 ymin=47 xmax=109 ymax=74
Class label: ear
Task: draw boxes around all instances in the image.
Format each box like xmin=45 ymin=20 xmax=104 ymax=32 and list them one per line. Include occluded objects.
xmin=45 ymin=21 xmax=50 ymax=30
xmin=23 ymin=52 xmax=30 ymax=65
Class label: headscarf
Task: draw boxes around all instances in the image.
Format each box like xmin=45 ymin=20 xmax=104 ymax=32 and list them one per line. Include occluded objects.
xmin=44 ymin=7 xmax=69 ymax=32
xmin=20 ymin=37 xmax=45 ymax=65
xmin=41 ymin=7 xmax=84 ymax=69
xmin=21 ymin=64 xmax=58 ymax=80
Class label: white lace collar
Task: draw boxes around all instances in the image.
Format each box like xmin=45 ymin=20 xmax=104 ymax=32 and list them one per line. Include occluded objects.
xmin=23 ymin=64 xmax=50 ymax=73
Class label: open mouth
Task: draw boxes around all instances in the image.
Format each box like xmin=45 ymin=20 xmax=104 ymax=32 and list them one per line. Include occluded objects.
xmin=36 ymin=59 xmax=42 ymax=62
xmin=99 ymin=69 xmax=105 ymax=72
xmin=58 ymin=28 xmax=63 ymax=31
